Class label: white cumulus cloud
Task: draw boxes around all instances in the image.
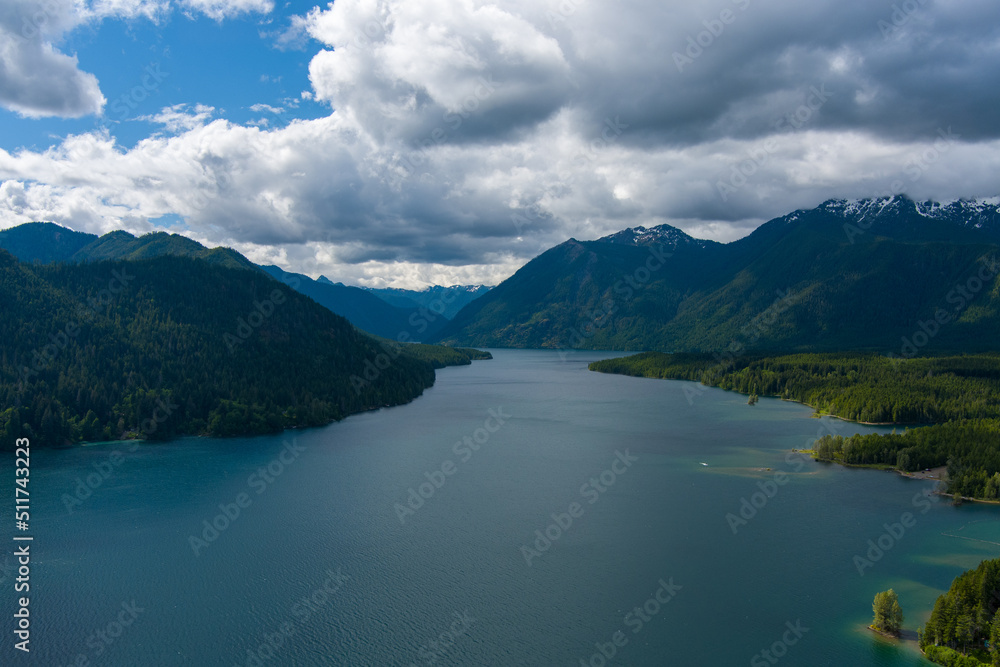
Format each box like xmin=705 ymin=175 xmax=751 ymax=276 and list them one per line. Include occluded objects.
xmin=2 ymin=0 xmax=1000 ymax=288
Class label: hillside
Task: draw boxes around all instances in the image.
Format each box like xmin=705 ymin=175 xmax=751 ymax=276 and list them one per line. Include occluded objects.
xmin=260 ymin=265 xmax=449 ymax=341
xmin=360 ymin=283 xmax=491 ymax=320
xmin=75 ymin=229 xmax=256 ymax=270
xmin=0 ymin=250 xmax=440 ymax=447
xmin=0 ymin=222 xmax=454 ymax=341
xmin=0 ymin=222 xmax=96 ymax=263
xmin=0 ymin=222 xmax=254 ymax=270
xmin=434 ymin=196 xmax=1000 ymax=353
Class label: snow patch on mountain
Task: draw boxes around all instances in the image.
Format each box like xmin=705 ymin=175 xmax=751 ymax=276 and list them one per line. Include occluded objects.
xmin=597 ymin=224 xmax=715 ymax=249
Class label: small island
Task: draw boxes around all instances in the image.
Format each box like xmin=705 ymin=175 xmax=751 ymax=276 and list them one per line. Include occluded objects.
xmin=870 ymin=589 xmax=904 ymax=639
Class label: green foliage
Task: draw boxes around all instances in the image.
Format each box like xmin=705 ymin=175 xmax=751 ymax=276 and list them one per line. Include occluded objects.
xmin=920 ymin=558 xmax=1000 ymax=666
xmin=590 ymin=351 xmax=1000 ymax=499
xmin=389 ymin=343 xmax=492 ymax=369
xmin=0 ymin=222 xmax=96 ymax=264
xmin=872 ymin=588 xmax=904 ymax=635
xmin=73 ymin=230 xmax=257 ymax=270
xmin=591 ymin=352 xmax=1000 ymax=423
xmin=923 ymin=646 xmax=989 ymax=667
xmin=0 ymin=252 xmax=441 ymax=447
xmin=813 ymin=421 xmax=1000 ymax=498
xmin=436 ymin=201 xmax=1000 ymax=353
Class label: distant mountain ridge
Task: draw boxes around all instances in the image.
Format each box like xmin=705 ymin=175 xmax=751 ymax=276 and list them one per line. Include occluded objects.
xmin=9 ymin=193 xmax=1000 ymax=354
xmin=0 ymin=222 xmax=479 ymax=340
xmin=0 ymin=222 xmax=255 ymax=270
xmin=361 ymin=284 xmax=491 ymax=320
xmin=259 ymin=265 xmax=449 ymax=340
xmin=434 ymin=195 xmax=1000 ymax=353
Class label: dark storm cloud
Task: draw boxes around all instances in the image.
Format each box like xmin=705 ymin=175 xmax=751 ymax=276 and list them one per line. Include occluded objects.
xmin=572 ymin=0 xmax=1000 ymax=147
xmin=4 ymin=0 xmax=1000 ymax=287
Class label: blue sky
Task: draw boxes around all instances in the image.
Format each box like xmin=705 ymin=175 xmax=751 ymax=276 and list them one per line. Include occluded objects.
xmin=0 ymin=1 xmax=324 ymax=152
xmin=1 ymin=0 xmax=999 ymax=288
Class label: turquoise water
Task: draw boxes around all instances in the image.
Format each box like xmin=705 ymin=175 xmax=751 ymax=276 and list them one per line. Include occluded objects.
xmin=2 ymin=349 xmax=998 ymax=665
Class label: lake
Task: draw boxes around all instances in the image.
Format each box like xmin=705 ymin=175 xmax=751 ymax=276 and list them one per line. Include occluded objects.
xmin=4 ymin=349 xmax=998 ymax=666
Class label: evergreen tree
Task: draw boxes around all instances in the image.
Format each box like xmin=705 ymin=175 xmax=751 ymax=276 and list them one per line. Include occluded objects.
xmin=873 ymin=589 xmax=904 ymax=636
xmin=0 ymin=252 xmax=485 ymax=448
xmin=920 ymin=558 xmax=1000 ymax=663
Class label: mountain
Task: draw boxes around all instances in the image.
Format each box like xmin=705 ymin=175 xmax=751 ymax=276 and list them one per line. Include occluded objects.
xmin=0 ymin=223 xmax=448 ymax=340
xmin=433 ymin=195 xmax=1000 ymax=353
xmin=361 ymin=284 xmax=492 ymax=320
xmin=260 ymin=266 xmax=449 ymax=341
xmin=74 ymin=229 xmax=256 ymax=270
xmin=0 ymin=222 xmax=97 ymax=263
xmin=597 ymin=223 xmax=721 ymax=250
xmin=0 ymin=250 xmax=441 ymax=446
xmin=430 ymin=232 xmax=712 ymax=349
xmin=831 ymin=196 xmax=1000 ymax=242
xmin=0 ymin=223 xmax=254 ymax=270
xmin=803 ymin=196 xmax=1000 ymax=244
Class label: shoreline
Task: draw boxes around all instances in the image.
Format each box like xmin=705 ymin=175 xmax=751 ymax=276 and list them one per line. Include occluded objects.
xmin=593 ymin=367 xmax=1000 ymax=505
xmin=814 ymin=460 xmax=1000 ymax=505
xmin=57 ymin=352 xmax=493 ymax=449
xmin=653 ymin=376 xmax=1000 ymax=505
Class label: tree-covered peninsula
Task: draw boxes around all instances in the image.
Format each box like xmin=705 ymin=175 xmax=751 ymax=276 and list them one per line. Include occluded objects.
xmin=919 ymin=558 xmax=1000 ymax=666
xmin=0 ymin=250 xmax=487 ymax=447
xmin=589 ymin=352 xmax=1000 ymax=499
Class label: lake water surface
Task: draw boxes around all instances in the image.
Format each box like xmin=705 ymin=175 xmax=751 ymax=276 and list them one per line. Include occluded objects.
xmin=4 ymin=349 xmax=999 ymax=666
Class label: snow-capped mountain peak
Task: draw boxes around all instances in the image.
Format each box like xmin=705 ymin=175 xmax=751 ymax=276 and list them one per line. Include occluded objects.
xmin=597 ymin=223 xmax=715 ymax=249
